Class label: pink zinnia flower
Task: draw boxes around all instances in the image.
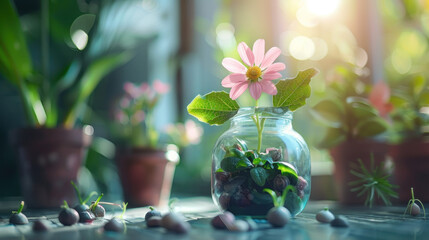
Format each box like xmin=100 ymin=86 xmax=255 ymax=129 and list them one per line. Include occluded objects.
xmin=221 ymin=39 xmax=285 ymax=100
xmin=369 ymin=81 xmax=393 ymax=118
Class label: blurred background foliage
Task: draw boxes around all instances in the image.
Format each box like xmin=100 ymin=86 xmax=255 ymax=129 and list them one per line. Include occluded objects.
xmin=1 ymin=0 xmax=428 ymax=201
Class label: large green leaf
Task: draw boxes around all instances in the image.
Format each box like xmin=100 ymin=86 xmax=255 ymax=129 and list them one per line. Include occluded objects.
xmin=187 ymin=91 xmax=240 ymax=125
xmin=310 ymin=99 xmax=344 ymax=127
xmin=354 ymin=118 xmax=387 ymax=138
xmin=0 ymin=0 xmax=33 ymax=83
xmin=64 ymin=52 xmax=131 ymax=127
xmin=273 ymin=68 xmax=318 ymax=111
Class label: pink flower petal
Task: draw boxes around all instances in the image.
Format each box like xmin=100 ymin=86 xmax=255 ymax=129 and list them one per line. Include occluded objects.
xmin=260 ymin=81 xmax=278 ymax=95
xmin=153 ymin=80 xmax=170 ymax=94
xmin=222 ymin=58 xmax=247 ymax=74
xmin=261 ymin=47 xmax=282 ymax=70
xmin=249 ymin=82 xmax=262 ymax=100
xmin=369 ymin=81 xmax=393 ymax=117
xmin=253 ymin=39 xmax=265 ymax=66
xmin=265 ymin=62 xmax=286 ymax=74
xmin=238 ymin=42 xmax=255 ymax=66
xmin=221 ymin=73 xmax=247 ymax=87
xmin=230 ymin=81 xmax=249 ymax=100
xmin=262 ymin=72 xmax=282 ymax=81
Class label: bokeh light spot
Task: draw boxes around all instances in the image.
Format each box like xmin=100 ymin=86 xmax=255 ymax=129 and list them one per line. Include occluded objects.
xmin=289 ymin=36 xmax=315 ymax=60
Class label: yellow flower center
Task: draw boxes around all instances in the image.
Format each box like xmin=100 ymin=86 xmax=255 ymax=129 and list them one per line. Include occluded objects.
xmin=246 ymin=66 xmax=262 ymax=82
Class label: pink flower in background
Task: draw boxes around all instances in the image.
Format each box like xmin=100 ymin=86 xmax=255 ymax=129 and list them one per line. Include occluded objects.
xmin=124 ymin=82 xmax=143 ymax=98
xmin=153 ymin=79 xmax=170 ymax=94
xmin=221 ymin=39 xmax=285 ymax=100
xmin=369 ymin=81 xmax=393 ymax=117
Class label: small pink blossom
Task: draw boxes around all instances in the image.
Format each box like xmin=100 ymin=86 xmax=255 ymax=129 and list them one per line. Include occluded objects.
xmin=221 ymin=39 xmax=285 ymax=100
xmin=124 ymin=82 xmax=143 ymax=99
xmin=153 ymin=80 xmax=170 ymax=94
xmin=369 ymin=81 xmax=393 ymax=117
xmin=184 ymin=119 xmax=203 ymax=144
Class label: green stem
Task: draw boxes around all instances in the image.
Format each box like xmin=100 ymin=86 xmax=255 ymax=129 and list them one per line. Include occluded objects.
xmin=411 ymin=187 xmax=415 ymax=201
xmin=71 ymin=181 xmax=83 ymax=204
xmin=91 ymin=193 xmax=104 ymax=211
xmin=17 ymin=201 xmax=24 ymax=214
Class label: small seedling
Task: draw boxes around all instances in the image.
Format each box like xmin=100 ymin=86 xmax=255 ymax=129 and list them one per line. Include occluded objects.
xmin=9 ymin=201 xmax=28 ymax=225
xmin=404 ymin=188 xmax=426 ymax=218
xmin=104 ymin=202 xmax=128 ymax=233
xmin=316 ymin=208 xmax=335 ymax=223
xmin=264 ymin=188 xmax=292 ymax=227
xmin=90 ymin=193 xmax=105 ymax=218
xmin=71 ymin=181 xmax=97 ymax=223
xmin=59 ymin=200 xmax=80 ymax=226
xmin=145 ymin=206 xmax=162 ymax=221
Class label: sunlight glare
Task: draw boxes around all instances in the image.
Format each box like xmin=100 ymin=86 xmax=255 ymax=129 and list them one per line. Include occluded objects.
xmin=305 ymin=0 xmax=341 ymax=16
xmin=289 ymin=36 xmax=315 ymax=60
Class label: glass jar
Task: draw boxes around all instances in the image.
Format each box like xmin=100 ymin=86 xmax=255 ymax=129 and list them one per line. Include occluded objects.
xmin=211 ymin=107 xmax=311 ymax=217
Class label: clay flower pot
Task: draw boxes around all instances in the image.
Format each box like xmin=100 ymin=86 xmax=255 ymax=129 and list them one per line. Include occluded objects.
xmin=115 ymin=147 xmax=179 ymax=207
xmin=329 ymin=139 xmax=388 ymax=205
xmin=10 ymin=127 xmax=92 ymax=209
xmin=390 ymin=138 xmax=429 ymax=202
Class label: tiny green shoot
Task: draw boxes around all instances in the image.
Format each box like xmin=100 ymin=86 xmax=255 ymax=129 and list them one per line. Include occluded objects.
xmin=12 ymin=201 xmax=25 ymax=214
xmin=149 ymin=206 xmax=155 ymax=211
xmin=91 ymin=193 xmax=104 ymax=211
xmin=71 ymin=181 xmax=98 ymax=205
xmin=404 ymin=188 xmax=426 ymax=219
xmin=264 ymin=186 xmax=295 ymax=208
xmin=119 ymin=202 xmax=128 ymax=219
xmin=62 ymin=200 xmax=70 ymax=209
xmin=168 ymin=198 xmax=178 ymax=211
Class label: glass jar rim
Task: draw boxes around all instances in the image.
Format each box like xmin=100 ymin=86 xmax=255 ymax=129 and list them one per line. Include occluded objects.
xmin=233 ymin=107 xmax=293 ymax=120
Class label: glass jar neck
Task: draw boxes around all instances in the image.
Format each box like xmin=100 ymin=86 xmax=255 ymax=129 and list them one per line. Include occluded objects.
xmin=230 ymin=107 xmax=293 ymax=130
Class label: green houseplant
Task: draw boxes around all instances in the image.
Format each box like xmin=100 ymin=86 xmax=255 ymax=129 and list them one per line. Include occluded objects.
xmin=0 ymin=0 xmax=131 ymax=208
xmin=114 ymin=80 xmax=203 ymax=207
xmin=310 ymin=64 xmax=391 ymax=205
xmin=387 ymin=75 xmax=429 ymax=202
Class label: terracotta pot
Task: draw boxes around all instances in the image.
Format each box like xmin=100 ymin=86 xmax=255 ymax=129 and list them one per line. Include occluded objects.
xmin=329 ymin=139 xmax=388 ymax=205
xmin=390 ymin=139 xmax=429 ymax=202
xmin=10 ymin=127 xmax=92 ymax=209
xmin=115 ymin=147 xmax=178 ymax=207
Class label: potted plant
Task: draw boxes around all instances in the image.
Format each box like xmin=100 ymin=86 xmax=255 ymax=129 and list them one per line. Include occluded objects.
xmin=387 ymin=75 xmax=429 ymax=202
xmin=310 ymin=64 xmax=391 ymax=204
xmin=0 ymin=1 xmax=131 ymax=208
xmin=187 ymin=39 xmax=318 ymax=216
xmin=113 ymin=80 xmax=202 ymax=207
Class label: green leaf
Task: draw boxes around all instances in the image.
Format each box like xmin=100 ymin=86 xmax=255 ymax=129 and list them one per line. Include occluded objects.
xmin=187 ymin=91 xmax=240 ymax=125
xmin=419 ymin=92 xmax=429 ymax=107
xmin=0 ymin=0 xmax=33 ymax=83
xmin=64 ymin=52 xmax=132 ymax=127
xmin=54 ymin=61 xmax=81 ymax=93
xmin=318 ymin=127 xmax=346 ymax=148
xmin=354 ymin=118 xmax=387 ymax=138
xmin=220 ymin=156 xmax=251 ymax=172
xmin=346 ymin=97 xmax=378 ymax=119
xmin=310 ymin=99 xmax=344 ymax=127
xmin=250 ymin=167 xmax=269 ymax=187
xmin=274 ymin=162 xmax=298 ymax=185
xmin=412 ymin=75 xmax=426 ymax=96
xmin=273 ymin=68 xmax=318 ymax=111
